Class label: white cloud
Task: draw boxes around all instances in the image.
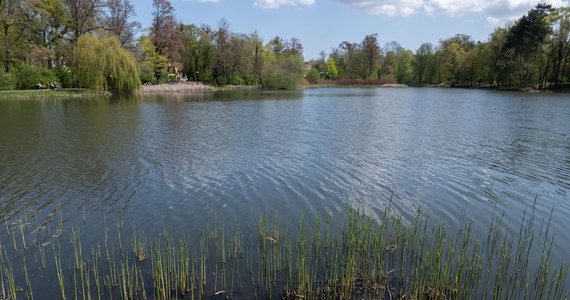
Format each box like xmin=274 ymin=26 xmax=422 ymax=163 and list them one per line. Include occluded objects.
xmin=486 ymin=15 xmax=521 ymax=28
xmin=423 ymin=0 xmax=486 ymax=16
xmin=400 ymin=6 xmax=415 ymax=16
xmin=334 ymin=0 xmax=568 ymax=17
xmin=486 ymin=16 xmax=502 ymax=27
xmin=335 ymin=0 xmax=423 ymax=16
xmin=254 ymin=0 xmax=316 ymax=8
xmin=369 ymin=4 xmax=398 ymax=16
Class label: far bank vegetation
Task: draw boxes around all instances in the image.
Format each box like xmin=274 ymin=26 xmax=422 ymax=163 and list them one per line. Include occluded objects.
xmin=1 ymin=2 xmax=569 ymax=93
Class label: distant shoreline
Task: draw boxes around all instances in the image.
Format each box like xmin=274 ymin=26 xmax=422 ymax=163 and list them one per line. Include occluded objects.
xmin=140 ymin=82 xmax=274 ymax=93
xmin=304 ymin=83 xmax=408 ymax=89
xmin=2 ymin=82 xmax=566 ymax=99
xmin=139 ymin=82 xmax=215 ymax=93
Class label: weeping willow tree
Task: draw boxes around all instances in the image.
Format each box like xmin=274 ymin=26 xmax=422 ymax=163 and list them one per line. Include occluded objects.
xmin=74 ymin=35 xmax=140 ymax=93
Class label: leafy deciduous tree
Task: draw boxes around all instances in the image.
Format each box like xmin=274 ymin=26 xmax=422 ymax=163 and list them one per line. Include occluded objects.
xmin=1 ymin=0 xmax=37 ymax=72
xmin=361 ymin=34 xmax=381 ymax=79
xmin=138 ymin=34 xmax=168 ymax=84
xmin=64 ymin=0 xmax=105 ymax=41
xmin=326 ymin=56 xmax=338 ymax=79
xmin=414 ymin=42 xmax=433 ymax=85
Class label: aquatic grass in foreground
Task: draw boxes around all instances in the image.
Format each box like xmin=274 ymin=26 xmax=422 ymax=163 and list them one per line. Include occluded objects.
xmin=0 ymin=203 xmax=567 ymax=299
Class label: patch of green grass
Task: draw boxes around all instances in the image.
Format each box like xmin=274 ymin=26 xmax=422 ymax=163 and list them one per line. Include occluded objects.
xmin=0 ymin=88 xmax=111 ymax=99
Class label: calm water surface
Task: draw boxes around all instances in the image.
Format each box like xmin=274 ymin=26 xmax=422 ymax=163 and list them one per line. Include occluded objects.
xmin=1 ymin=87 xmax=569 ymax=270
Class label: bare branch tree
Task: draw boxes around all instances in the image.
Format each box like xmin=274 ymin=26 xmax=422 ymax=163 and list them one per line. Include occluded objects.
xmin=104 ymin=0 xmax=141 ymax=47
xmin=151 ymin=0 xmax=183 ymax=66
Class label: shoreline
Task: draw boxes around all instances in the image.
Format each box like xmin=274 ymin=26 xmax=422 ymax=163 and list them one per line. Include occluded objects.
xmin=304 ymin=83 xmax=408 ymax=89
xmin=139 ymin=82 xmax=215 ymax=93
xmin=2 ymin=83 xmax=567 ymax=99
xmin=139 ymin=82 xmax=267 ymax=93
xmin=0 ymin=89 xmax=111 ymax=99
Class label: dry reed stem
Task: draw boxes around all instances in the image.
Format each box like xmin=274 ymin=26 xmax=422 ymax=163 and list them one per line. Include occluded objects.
xmin=139 ymin=82 xmax=214 ymax=93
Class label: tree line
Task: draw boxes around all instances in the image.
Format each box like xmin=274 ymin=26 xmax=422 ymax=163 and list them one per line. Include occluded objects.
xmin=1 ymin=1 xmax=569 ymax=93
xmin=309 ymin=4 xmax=570 ymax=90
xmin=0 ymin=0 xmax=306 ymax=92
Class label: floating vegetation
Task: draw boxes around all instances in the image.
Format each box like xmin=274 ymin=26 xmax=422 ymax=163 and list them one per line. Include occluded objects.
xmin=0 ymin=203 xmax=567 ymax=299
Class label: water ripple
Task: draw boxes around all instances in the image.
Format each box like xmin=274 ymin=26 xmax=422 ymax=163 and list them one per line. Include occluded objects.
xmin=1 ymin=89 xmax=569 ymax=269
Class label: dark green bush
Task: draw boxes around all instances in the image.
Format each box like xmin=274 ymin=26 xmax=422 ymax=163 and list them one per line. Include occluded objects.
xmin=215 ymin=76 xmax=227 ymax=86
xmin=262 ymin=55 xmax=305 ymax=90
xmin=228 ymin=76 xmax=245 ymax=85
xmin=53 ymin=66 xmax=72 ymax=88
xmin=0 ymin=72 xmax=16 ymax=90
xmin=139 ymin=64 xmax=157 ymax=85
xmin=15 ymin=65 xmax=58 ymax=89
xmin=240 ymin=74 xmax=257 ymax=85
xmin=168 ymin=73 xmax=178 ymax=83
xmin=306 ymin=68 xmax=320 ymax=84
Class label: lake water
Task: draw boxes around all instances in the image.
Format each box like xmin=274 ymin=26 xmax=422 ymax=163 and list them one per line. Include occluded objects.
xmin=1 ymin=87 xmax=569 ymax=295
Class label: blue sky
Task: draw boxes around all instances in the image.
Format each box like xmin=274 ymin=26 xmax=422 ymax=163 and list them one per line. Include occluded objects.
xmin=132 ymin=0 xmax=568 ymax=60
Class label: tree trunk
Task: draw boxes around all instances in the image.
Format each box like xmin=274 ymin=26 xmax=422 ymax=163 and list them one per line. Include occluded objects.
xmin=4 ymin=24 xmax=10 ymax=73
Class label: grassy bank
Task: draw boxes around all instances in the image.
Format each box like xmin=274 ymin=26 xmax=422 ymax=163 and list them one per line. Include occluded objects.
xmin=0 ymin=89 xmax=111 ymax=99
xmin=0 ymin=205 xmax=567 ymax=299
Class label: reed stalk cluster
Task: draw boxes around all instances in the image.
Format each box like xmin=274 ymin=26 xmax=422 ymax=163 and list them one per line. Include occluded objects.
xmin=0 ymin=203 xmax=567 ymax=299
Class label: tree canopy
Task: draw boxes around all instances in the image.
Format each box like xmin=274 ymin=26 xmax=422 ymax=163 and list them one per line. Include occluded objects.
xmin=2 ymin=2 xmax=570 ymax=92
xmin=74 ymin=35 xmax=140 ymax=93
xmin=303 ymin=4 xmax=570 ymax=89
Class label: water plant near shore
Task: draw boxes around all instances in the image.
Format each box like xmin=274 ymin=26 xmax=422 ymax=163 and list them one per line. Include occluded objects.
xmin=0 ymin=203 xmax=567 ymax=299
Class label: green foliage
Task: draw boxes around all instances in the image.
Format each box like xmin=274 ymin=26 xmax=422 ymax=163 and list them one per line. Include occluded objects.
xmin=506 ymin=4 xmax=553 ymax=56
xmin=351 ymin=51 xmax=372 ymax=79
xmin=444 ymin=43 xmax=466 ymax=84
xmin=74 ymin=35 xmax=141 ymax=93
xmin=228 ymin=76 xmax=245 ymax=85
xmin=262 ymin=54 xmax=305 ymax=90
xmin=15 ymin=65 xmax=58 ymax=90
xmin=361 ymin=34 xmax=381 ymax=79
xmin=394 ymin=50 xmax=414 ymax=83
xmin=325 ymin=57 xmax=339 ymax=79
xmin=167 ymin=73 xmax=178 ymax=83
xmin=215 ymin=76 xmax=227 ymax=86
xmin=53 ymin=67 xmax=72 ymax=88
xmin=138 ymin=35 xmax=168 ymax=84
xmin=139 ymin=63 xmax=157 ymax=85
xmin=408 ymin=3 xmax=568 ymax=89
xmin=0 ymin=73 xmax=16 ymax=90
xmin=306 ymin=68 xmax=320 ymax=84
xmin=502 ymin=4 xmax=553 ymax=86
xmin=413 ymin=42 xmax=434 ymax=85
xmin=3 ymin=0 xmax=568 ymax=91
